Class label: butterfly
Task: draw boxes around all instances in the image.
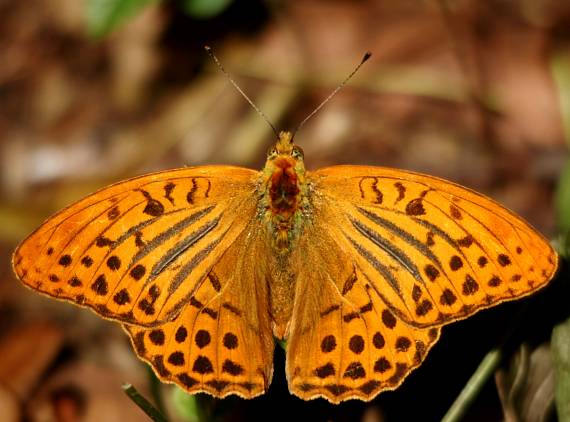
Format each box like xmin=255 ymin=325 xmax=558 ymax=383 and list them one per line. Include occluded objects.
xmin=12 ymin=51 xmax=558 ymax=403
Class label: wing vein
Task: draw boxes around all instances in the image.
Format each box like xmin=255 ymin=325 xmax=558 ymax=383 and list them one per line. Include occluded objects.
xmin=130 ymin=205 xmax=216 ymax=269
xmin=350 ymin=217 xmax=422 ymax=283
xmin=356 ymin=206 xmax=443 ymax=270
xmin=148 ymin=215 xmax=221 ymax=282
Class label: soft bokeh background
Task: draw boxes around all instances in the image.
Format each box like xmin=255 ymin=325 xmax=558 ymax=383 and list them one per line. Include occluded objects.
xmin=0 ymin=1 xmax=569 ymax=421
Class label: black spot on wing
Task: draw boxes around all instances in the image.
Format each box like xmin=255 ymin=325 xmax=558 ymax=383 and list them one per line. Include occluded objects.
xmin=164 ymin=182 xmax=176 ymax=205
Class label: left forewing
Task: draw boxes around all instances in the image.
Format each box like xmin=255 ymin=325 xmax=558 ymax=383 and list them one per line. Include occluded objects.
xmin=13 ymin=166 xmax=258 ymax=326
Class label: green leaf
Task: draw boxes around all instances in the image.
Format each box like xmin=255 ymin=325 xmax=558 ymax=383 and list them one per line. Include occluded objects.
xmin=172 ymin=387 xmax=201 ymax=422
xmin=551 ymin=51 xmax=570 ymax=147
xmin=180 ymin=0 xmax=233 ymax=19
xmin=555 ymin=159 xmax=570 ymax=257
xmin=86 ymin=0 xmax=160 ymax=38
xmin=552 ymin=317 xmax=570 ymax=421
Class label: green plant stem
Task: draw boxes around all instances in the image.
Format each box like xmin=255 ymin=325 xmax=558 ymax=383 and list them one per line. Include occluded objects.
xmin=441 ymin=349 xmax=502 ymax=422
xmin=122 ymin=383 xmax=169 ymax=422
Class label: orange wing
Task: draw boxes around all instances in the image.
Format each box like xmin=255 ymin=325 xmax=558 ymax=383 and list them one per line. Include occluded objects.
xmin=309 ymin=165 xmax=558 ymax=329
xmin=124 ymin=225 xmax=275 ymax=398
xmin=13 ymin=166 xmax=258 ymax=326
xmin=286 ymin=222 xmax=441 ymax=403
xmin=285 ymin=164 xmax=557 ymax=402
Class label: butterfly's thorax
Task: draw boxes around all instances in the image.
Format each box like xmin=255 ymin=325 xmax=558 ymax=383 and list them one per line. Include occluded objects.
xmin=259 ymin=131 xmax=309 ymax=255
xmin=269 ymin=157 xmax=300 ymax=217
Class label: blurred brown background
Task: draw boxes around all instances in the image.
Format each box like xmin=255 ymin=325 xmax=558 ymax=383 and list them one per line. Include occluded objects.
xmin=0 ymin=0 xmax=568 ymax=421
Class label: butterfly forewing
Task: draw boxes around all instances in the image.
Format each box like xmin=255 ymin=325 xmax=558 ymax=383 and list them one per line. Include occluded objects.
xmin=124 ymin=225 xmax=275 ymax=398
xmin=13 ymin=166 xmax=258 ymax=326
xmin=310 ymin=165 xmax=558 ymax=329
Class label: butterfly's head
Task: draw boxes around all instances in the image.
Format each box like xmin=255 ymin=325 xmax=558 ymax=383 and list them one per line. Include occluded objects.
xmin=267 ymin=131 xmax=305 ymax=165
xmin=264 ymin=131 xmax=306 ymax=184
xmin=274 ymin=131 xmax=294 ymax=154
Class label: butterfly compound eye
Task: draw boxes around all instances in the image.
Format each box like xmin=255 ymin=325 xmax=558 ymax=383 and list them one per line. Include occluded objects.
xmin=291 ymin=146 xmax=304 ymax=160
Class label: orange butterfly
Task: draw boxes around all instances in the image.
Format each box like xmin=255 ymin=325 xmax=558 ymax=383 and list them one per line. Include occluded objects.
xmin=12 ymin=52 xmax=558 ymax=403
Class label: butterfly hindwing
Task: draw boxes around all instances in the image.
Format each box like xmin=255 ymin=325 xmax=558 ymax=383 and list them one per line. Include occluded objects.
xmin=124 ymin=226 xmax=275 ymax=398
xmin=310 ymin=165 xmax=558 ymax=329
xmin=13 ymin=166 xmax=258 ymax=326
xmin=286 ymin=226 xmax=441 ymax=402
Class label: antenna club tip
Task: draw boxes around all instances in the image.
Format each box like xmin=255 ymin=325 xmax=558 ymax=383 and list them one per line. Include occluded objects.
xmin=362 ymin=51 xmax=372 ymax=62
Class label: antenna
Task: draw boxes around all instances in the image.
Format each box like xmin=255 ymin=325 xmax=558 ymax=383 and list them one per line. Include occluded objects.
xmin=292 ymin=52 xmax=372 ymax=139
xmin=204 ymin=46 xmax=279 ymax=138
